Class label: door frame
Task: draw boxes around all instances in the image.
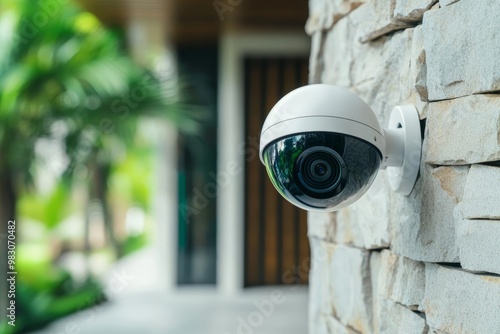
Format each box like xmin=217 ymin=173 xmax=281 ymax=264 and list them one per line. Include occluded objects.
xmin=217 ymin=31 xmax=310 ymax=294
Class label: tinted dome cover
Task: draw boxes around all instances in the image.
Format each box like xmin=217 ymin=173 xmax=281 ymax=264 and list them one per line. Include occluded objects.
xmin=262 ymin=132 xmax=381 ymax=211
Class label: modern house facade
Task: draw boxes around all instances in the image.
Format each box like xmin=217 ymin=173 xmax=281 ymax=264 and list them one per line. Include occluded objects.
xmin=81 ymin=0 xmax=500 ymax=333
xmin=80 ymin=0 xmax=312 ymax=293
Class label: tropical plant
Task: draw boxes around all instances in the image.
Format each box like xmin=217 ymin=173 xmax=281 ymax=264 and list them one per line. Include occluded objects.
xmin=0 ymin=0 xmax=199 ymax=323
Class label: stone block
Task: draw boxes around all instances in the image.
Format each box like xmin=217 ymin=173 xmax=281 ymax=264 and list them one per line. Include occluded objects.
xmin=332 ymin=208 xmax=355 ymax=246
xmin=326 ymin=315 xmax=360 ymax=334
xmin=409 ymin=25 xmax=428 ymax=105
xmin=315 ymin=313 xmax=331 ymax=334
xmin=352 ymin=29 xmax=416 ymax=125
xmin=370 ymin=251 xmax=382 ymax=333
xmin=321 ymin=14 xmax=357 ymax=87
xmin=326 ymin=177 xmax=396 ymax=249
xmin=321 ymin=4 xmax=410 ymax=91
xmin=453 ymin=163 xmax=500 ymax=273
xmin=309 ymin=31 xmax=326 ymax=84
xmin=333 ymin=172 xmax=391 ymax=249
xmin=378 ymin=250 xmax=425 ymax=309
xmin=456 ymin=218 xmax=500 ymax=275
xmin=306 ymin=0 xmax=367 ymax=35
xmin=322 ymin=9 xmax=426 ymax=123
xmin=379 ymin=299 xmax=429 ymax=334
xmin=307 ymin=0 xmax=331 ymax=34
xmin=309 ymin=238 xmax=335 ymax=328
xmin=390 ymin=165 xmax=469 ymax=262
xmin=321 ymin=7 xmax=387 ymax=88
xmin=431 ymin=330 xmax=450 ymax=334
xmin=371 ymin=251 xmax=427 ymax=333
xmin=327 ymin=244 xmax=372 ymax=333
xmin=456 ymin=164 xmax=500 ymax=219
xmin=423 ymin=264 xmax=500 ymax=333
xmin=423 ymin=0 xmax=500 ymax=100
xmin=352 ymin=0 xmax=437 ymax=43
xmin=438 ymin=0 xmax=459 ymax=6
xmin=351 ymin=23 xmax=429 ymax=124
xmin=425 ymin=95 xmax=500 ymax=165
xmin=307 ymin=211 xmax=335 ymax=241
xmin=328 ymin=0 xmax=368 ymax=22
xmin=358 ymin=0 xmax=412 ymax=43
xmin=394 ymin=0 xmax=438 ymax=23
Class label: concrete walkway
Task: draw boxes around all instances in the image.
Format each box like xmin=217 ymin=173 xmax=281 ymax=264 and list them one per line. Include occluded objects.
xmin=29 ymin=248 xmax=309 ymax=334
xmin=30 ymin=287 xmax=308 ymax=334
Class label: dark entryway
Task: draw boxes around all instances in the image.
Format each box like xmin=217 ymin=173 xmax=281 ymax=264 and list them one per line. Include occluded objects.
xmin=177 ymin=46 xmax=218 ymax=285
xmin=243 ymin=57 xmax=310 ymax=286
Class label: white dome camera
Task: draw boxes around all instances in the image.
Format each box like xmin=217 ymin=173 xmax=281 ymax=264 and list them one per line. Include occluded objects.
xmin=259 ymin=84 xmax=422 ymax=212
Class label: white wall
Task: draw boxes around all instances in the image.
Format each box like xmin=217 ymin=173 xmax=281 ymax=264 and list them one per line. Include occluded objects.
xmin=217 ymin=32 xmax=310 ymax=294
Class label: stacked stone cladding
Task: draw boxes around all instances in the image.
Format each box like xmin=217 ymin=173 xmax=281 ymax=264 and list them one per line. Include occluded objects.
xmin=306 ymin=0 xmax=500 ymax=333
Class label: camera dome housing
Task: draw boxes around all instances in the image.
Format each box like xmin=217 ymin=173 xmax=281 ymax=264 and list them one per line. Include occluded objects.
xmin=262 ymin=132 xmax=381 ymax=211
xmin=259 ymin=84 xmax=421 ymax=212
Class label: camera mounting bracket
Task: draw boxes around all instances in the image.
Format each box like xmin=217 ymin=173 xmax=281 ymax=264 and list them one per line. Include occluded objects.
xmin=384 ymin=105 xmax=422 ymax=196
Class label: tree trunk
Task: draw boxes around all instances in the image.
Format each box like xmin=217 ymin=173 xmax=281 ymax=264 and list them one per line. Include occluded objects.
xmin=0 ymin=167 xmax=17 ymax=319
xmin=83 ymin=194 xmax=91 ymax=277
xmin=91 ymin=161 xmax=122 ymax=258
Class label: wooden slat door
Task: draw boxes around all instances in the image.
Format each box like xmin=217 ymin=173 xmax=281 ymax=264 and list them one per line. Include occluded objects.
xmin=244 ymin=57 xmax=310 ymax=287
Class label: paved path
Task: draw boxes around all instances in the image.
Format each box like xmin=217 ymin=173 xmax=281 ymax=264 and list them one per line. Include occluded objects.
xmin=30 ymin=287 xmax=308 ymax=334
xmin=29 ymin=249 xmax=309 ymax=334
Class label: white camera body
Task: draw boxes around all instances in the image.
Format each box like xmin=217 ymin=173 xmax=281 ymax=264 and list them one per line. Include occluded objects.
xmin=259 ymin=84 xmax=421 ymax=212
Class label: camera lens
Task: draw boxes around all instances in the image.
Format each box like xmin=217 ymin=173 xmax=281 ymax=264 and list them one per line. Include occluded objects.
xmin=295 ymin=147 xmax=345 ymax=196
xmin=314 ymin=163 xmax=327 ymax=176
xmin=308 ymin=159 xmax=335 ymax=184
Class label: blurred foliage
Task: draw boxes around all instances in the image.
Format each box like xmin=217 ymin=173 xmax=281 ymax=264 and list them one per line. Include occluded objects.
xmin=0 ymin=0 xmax=200 ymax=185
xmin=18 ymin=182 xmax=74 ymax=230
xmin=0 ymin=276 xmax=105 ymax=333
xmin=0 ymin=0 xmax=202 ymax=332
xmin=122 ymin=233 xmax=149 ymax=256
xmin=0 ymin=242 xmax=105 ymax=333
xmin=109 ymin=138 xmax=154 ymax=210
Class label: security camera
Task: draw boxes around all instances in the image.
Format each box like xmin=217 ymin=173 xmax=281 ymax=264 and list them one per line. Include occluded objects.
xmin=259 ymin=84 xmax=422 ymax=212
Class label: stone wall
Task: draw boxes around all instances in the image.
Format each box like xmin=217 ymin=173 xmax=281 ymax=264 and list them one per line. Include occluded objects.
xmin=306 ymin=0 xmax=500 ymax=333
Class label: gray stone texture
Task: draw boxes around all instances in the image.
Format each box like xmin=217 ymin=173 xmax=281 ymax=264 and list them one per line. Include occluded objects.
xmin=438 ymin=0 xmax=459 ymax=6
xmin=322 ymin=24 xmax=428 ymax=250
xmin=310 ymin=240 xmax=368 ymax=334
xmin=394 ymin=0 xmax=438 ymax=23
xmin=378 ymin=299 xmax=429 ymax=334
xmin=357 ymin=0 xmax=437 ymax=43
xmin=377 ymin=250 xmax=425 ymax=309
xmin=409 ymin=25 xmax=428 ymax=104
xmin=322 ymin=3 xmax=430 ymax=117
xmin=306 ymin=0 xmax=367 ymax=35
xmin=309 ymin=31 xmax=326 ymax=84
xmin=309 ymin=238 xmax=337 ymax=334
xmin=371 ymin=251 xmax=427 ymax=333
xmin=390 ymin=165 xmax=469 ymax=262
xmin=326 ymin=315 xmax=361 ymax=334
xmin=357 ymin=0 xmax=412 ymax=43
xmin=315 ymin=314 xmax=331 ymax=334
xmin=307 ymin=0 xmax=438 ymax=41
xmin=369 ymin=252 xmax=382 ymax=333
xmin=333 ymin=173 xmax=391 ymax=249
xmin=425 ymin=95 xmax=500 ymax=165
xmin=423 ymin=264 xmax=500 ymax=333
xmin=328 ymin=244 xmax=372 ymax=333
xmin=307 ymin=211 xmax=333 ymax=241
xmin=307 ymin=0 xmax=500 ymax=332
xmin=456 ymin=164 xmax=500 ymax=219
xmin=456 ymin=218 xmax=500 ymax=275
xmin=423 ymin=0 xmax=500 ymax=100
